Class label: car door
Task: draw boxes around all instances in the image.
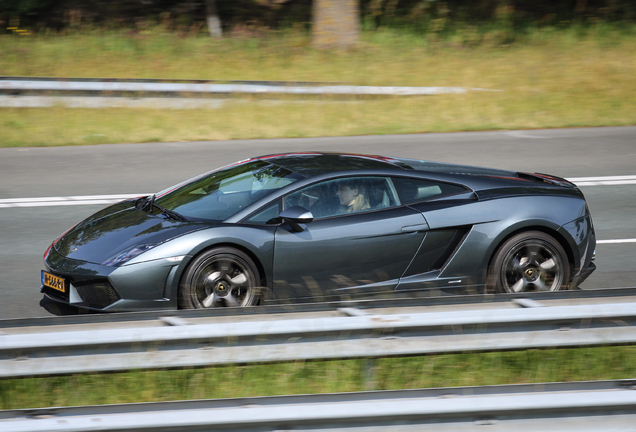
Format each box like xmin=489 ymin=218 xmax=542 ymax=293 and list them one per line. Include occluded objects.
xmin=389 ymin=176 xmax=481 ymax=291
xmin=272 ymin=176 xmax=428 ymax=301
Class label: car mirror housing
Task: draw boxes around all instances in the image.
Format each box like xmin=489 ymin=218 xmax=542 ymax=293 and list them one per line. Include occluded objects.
xmin=279 ymin=206 xmax=314 ymax=232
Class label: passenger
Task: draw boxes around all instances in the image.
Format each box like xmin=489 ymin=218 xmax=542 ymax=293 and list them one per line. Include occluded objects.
xmin=369 ymin=185 xmax=391 ymax=208
xmin=336 ymin=181 xmax=370 ymax=214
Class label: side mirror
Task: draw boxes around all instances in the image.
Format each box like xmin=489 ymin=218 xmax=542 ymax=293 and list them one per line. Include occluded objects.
xmin=279 ymin=206 xmax=314 ymax=232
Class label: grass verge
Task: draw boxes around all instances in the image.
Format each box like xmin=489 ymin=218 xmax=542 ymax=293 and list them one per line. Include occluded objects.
xmin=1 ymin=346 xmax=635 ymax=410
xmin=1 ymin=25 xmax=635 ymax=147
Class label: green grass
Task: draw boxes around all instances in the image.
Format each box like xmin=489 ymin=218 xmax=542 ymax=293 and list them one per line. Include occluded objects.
xmin=1 ymin=25 xmax=635 ymax=147
xmin=1 ymin=346 xmax=635 ymax=409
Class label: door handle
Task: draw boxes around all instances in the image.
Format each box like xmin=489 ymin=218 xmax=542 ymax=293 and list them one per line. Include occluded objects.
xmin=401 ymin=223 xmax=428 ymax=233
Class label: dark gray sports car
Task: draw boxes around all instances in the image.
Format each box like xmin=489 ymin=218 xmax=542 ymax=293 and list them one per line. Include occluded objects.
xmin=41 ymin=152 xmax=596 ymax=312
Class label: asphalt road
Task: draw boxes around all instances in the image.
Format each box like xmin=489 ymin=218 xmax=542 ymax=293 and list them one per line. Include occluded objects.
xmin=1 ymin=126 xmax=635 ymax=320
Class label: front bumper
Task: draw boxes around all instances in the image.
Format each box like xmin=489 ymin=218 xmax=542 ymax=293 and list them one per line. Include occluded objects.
xmin=43 ymin=247 xmax=182 ymax=312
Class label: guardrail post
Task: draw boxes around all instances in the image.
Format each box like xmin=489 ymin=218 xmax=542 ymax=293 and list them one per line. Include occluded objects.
xmin=362 ymin=358 xmax=377 ymax=391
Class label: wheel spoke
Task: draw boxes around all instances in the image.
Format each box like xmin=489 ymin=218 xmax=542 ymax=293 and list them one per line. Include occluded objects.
xmin=225 ymin=293 xmax=240 ymax=307
xmin=533 ymin=278 xmax=550 ymax=291
xmin=202 ymin=292 xmax=216 ymax=308
xmin=206 ymin=271 xmax=222 ymax=282
xmin=230 ymin=272 xmax=247 ymax=286
xmin=511 ymin=278 xmax=526 ymax=292
xmin=539 ymin=258 xmax=556 ymax=270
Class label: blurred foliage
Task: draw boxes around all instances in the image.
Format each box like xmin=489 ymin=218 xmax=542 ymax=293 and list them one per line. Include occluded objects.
xmin=0 ymin=0 xmax=312 ymax=32
xmin=1 ymin=1 xmax=635 ymax=34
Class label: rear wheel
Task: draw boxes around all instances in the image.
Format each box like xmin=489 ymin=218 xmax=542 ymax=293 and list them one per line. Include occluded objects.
xmin=179 ymin=247 xmax=261 ymax=308
xmin=488 ymin=231 xmax=570 ymax=293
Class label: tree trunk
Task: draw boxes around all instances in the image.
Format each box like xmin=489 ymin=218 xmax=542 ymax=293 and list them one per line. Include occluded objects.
xmin=204 ymin=0 xmax=222 ymax=38
xmin=313 ymin=0 xmax=359 ymax=50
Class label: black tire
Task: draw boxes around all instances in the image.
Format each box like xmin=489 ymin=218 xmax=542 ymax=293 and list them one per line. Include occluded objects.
xmin=487 ymin=231 xmax=570 ymax=293
xmin=178 ymin=247 xmax=261 ymax=309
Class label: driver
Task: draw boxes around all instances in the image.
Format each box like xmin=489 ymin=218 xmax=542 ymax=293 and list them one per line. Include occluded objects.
xmin=336 ymin=181 xmax=370 ymax=214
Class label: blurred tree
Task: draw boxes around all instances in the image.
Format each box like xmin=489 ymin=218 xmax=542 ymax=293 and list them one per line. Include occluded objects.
xmin=312 ymin=0 xmax=359 ymax=49
xmin=204 ymin=0 xmax=222 ymax=37
xmin=1 ymin=0 xmax=635 ymax=33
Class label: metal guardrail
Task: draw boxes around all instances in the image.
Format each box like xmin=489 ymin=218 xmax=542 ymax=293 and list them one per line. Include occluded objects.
xmin=0 ymin=76 xmax=345 ymax=86
xmin=0 ymin=76 xmax=475 ymax=96
xmin=1 ymin=298 xmax=635 ymax=378
xmin=2 ymin=379 xmax=636 ymax=431
xmin=6 ymin=286 xmax=636 ymax=329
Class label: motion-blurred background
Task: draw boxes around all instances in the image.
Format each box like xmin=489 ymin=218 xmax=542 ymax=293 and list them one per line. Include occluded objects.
xmin=1 ymin=0 xmax=636 ymax=147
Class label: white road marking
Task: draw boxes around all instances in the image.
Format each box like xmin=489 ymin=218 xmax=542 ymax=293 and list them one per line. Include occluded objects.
xmin=567 ymin=175 xmax=636 ymax=186
xmin=0 ymin=194 xmax=144 ymax=208
xmin=597 ymin=239 xmax=636 ymax=244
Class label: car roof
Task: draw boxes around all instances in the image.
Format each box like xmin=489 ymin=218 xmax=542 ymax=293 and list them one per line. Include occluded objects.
xmin=257 ymin=152 xmax=518 ymax=180
xmin=257 ymin=152 xmax=412 ymax=176
xmin=255 ymin=152 xmax=574 ymax=192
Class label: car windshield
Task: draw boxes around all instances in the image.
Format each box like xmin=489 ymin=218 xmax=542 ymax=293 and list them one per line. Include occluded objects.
xmin=155 ymin=160 xmax=302 ymax=221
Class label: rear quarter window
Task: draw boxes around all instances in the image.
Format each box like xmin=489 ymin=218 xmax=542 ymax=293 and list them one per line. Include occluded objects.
xmin=391 ymin=177 xmax=468 ymax=204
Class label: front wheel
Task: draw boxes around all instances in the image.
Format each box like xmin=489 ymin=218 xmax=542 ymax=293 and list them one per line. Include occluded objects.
xmin=178 ymin=247 xmax=261 ymax=309
xmin=488 ymin=231 xmax=570 ymax=293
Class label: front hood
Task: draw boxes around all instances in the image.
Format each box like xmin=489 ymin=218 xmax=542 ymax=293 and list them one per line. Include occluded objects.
xmin=55 ymin=200 xmax=208 ymax=265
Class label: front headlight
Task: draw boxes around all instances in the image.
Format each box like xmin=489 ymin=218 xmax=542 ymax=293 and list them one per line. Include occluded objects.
xmin=103 ymin=244 xmax=157 ymax=266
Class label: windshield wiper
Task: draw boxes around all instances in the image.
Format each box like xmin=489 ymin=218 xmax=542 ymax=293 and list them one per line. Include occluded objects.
xmin=139 ymin=194 xmax=188 ymax=222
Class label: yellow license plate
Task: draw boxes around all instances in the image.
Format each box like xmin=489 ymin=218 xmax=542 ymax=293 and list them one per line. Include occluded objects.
xmin=42 ymin=271 xmax=66 ymax=293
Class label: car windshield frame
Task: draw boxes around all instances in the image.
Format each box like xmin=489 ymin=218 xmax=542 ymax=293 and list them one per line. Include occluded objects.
xmin=154 ymin=160 xmax=303 ymax=222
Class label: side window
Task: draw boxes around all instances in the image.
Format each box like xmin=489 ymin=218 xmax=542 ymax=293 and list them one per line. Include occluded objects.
xmin=244 ymin=200 xmax=281 ymax=225
xmin=391 ymin=177 xmax=468 ymax=204
xmin=284 ymin=177 xmax=398 ymax=219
